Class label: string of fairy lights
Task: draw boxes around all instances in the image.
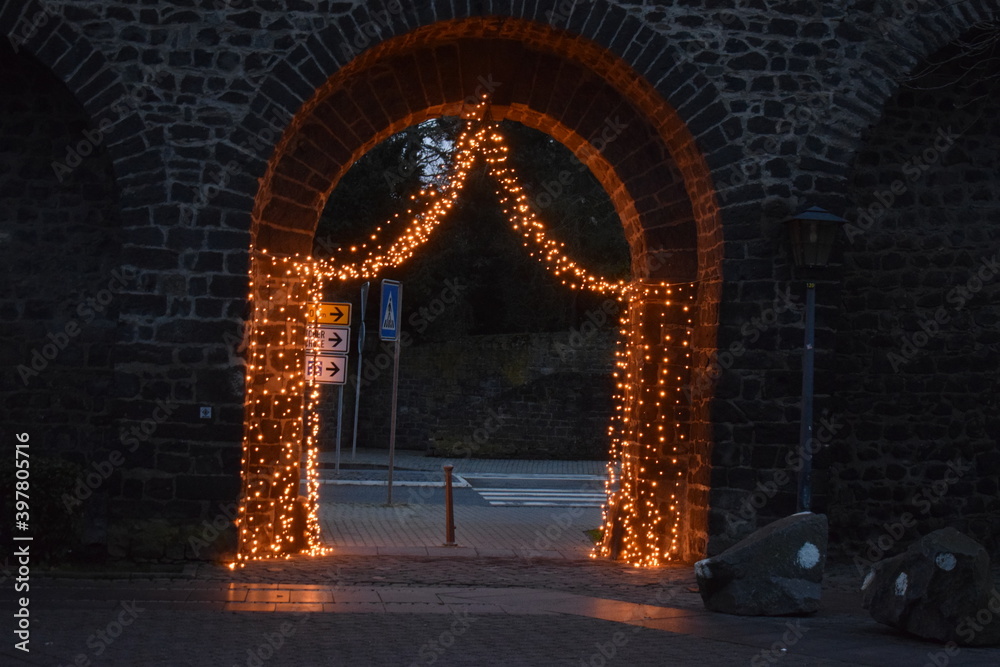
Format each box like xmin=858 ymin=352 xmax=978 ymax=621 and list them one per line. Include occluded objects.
xmin=235 ymin=95 xmax=695 ymax=567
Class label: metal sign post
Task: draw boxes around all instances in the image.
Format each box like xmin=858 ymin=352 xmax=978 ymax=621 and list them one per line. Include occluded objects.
xmin=380 ymin=280 xmax=402 ymax=505
xmin=307 ymin=303 xmax=352 ymax=471
xmin=351 ymin=282 xmax=369 ymax=460
xmin=334 ymin=387 xmax=344 ymax=473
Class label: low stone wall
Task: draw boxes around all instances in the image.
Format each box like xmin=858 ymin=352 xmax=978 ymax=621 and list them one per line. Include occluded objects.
xmin=318 ymin=330 xmax=618 ymax=460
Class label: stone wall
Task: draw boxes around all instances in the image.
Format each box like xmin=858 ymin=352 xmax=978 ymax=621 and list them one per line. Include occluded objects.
xmin=0 ymin=43 xmax=120 ymax=463
xmin=319 ymin=329 xmax=618 ymax=461
xmin=831 ymin=51 xmax=1000 ymax=558
xmin=1 ymin=0 xmax=998 ymax=562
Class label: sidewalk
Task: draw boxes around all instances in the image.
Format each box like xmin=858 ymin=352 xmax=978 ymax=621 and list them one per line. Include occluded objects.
xmin=314 ymin=448 xmax=606 ymax=558
xmin=319 ymin=504 xmax=602 ymax=558
xmin=6 ymin=452 xmax=997 ymax=665
xmin=6 ymin=558 xmax=1000 ymax=666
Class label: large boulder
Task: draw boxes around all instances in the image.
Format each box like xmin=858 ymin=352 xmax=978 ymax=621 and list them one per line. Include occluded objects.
xmin=695 ymin=512 xmax=828 ymax=616
xmin=861 ymin=527 xmax=1000 ymax=646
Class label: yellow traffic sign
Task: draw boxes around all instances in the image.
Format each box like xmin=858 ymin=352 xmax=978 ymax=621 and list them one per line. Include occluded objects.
xmin=313 ymin=302 xmax=351 ymax=326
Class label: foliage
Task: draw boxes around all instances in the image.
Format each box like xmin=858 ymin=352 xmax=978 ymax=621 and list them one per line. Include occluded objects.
xmin=315 ymin=118 xmax=631 ymax=342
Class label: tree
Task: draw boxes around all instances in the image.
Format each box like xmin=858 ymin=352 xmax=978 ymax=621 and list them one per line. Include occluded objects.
xmin=314 ymin=117 xmax=631 ymax=340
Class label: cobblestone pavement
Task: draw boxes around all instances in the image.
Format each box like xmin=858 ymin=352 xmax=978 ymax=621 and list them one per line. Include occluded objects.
xmin=319 ymin=503 xmax=602 ymax=558
xmin=4 ymin=557 xmax=999 ymax=666
xmin=3 ymin=609 xmax=855 ymax=667
xmin=6 ymin=452 xmax=999 ymax=665
xmin=315 ymin=449 xmax=606 ymax=557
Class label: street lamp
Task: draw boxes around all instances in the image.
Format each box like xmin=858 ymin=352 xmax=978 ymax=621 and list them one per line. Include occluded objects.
xmin=785 ymin=206 xmax=845 ymax=512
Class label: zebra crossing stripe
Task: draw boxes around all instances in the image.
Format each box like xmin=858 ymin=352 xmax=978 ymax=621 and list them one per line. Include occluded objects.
xmin=476 ymin=489 xmax=606 ymax=507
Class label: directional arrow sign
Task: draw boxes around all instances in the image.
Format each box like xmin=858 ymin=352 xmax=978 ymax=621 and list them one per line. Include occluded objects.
xmin=315 ymin=302 xmax=351 ymax=326
xmin=307 ymin=325 xmax=350 ymax=354
xmin=305 ymin=353 xmax=348 ymax=385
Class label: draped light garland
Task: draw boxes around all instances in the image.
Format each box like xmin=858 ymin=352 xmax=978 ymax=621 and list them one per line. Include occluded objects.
xmin=235 ymin=95 xmax=693 ymax=567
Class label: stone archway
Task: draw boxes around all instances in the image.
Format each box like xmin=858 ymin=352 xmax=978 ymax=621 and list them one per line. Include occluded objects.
xmin=238 ymin=17 xmax=723 ymax=565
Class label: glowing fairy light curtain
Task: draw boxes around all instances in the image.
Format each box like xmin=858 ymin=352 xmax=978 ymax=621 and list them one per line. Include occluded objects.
xmin=596 ymin=283 xmax=694 ymax=566
xmin=236 ymin=96 xmax=694 ymax=567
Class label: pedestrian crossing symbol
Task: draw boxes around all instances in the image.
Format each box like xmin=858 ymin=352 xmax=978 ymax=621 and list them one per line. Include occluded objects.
xmin=379 ymin=280 xmax=402 ymax=341
xmin=382 ymin=297 xmax=396 ymax=331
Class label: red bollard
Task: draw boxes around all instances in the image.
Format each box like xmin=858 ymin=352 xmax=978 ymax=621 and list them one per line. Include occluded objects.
xmin=443 ymin=465 xmax=456 ymax=546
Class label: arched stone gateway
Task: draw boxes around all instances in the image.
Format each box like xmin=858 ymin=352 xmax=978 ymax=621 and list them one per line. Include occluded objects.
xmin=2 ymin=0 xmax=998 ymax=564
xmin=241 ymin=17 xmax=724 ymax=564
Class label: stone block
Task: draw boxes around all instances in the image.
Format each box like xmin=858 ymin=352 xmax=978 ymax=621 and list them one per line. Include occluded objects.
xmin=695 ymin=512 xmax=828 ymax=615
xmin=861 ymin=528 xmax=1000 ymax=646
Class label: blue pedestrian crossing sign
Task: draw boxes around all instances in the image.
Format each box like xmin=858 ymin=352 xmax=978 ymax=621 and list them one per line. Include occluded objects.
xmin=379 ymin=280 xmax=402 ymax=341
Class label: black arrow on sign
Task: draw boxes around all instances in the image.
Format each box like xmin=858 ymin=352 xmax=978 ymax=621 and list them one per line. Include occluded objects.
xmin=326 ymin=361 xmax=341 ymax=376
xmin=332 ymin=306 xmax=345 ymax=321
xmin=327 ymin=331 xmax=344 ymax=347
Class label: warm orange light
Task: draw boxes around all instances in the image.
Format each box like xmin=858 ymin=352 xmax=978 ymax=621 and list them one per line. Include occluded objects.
xmin=237 ymin=97 xmax=696 ymax=568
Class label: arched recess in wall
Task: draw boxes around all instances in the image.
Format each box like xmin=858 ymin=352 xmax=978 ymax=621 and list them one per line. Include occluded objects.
xmin=240 ymin=16 xmax=724 ymax=564
xmin=0 ymin=6 xmax=146 ymax=439
xmin=834 ymin=19 xmax=1000 ymax=556
xmin=0 ymin=2 xmax=148 ymax=175
xmin=0 ymin=40 xmax=123 ymax=456
xmin=0 ymin=3 xmax=152 ymax=552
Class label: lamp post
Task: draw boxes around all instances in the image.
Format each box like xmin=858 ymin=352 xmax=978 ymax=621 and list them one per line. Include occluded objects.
xmin=785 ymin=206 xmax=845 ymax=513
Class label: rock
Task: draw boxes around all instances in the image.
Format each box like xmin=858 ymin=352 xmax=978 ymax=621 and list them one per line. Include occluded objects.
xmin=695 ymin=512 xmax=828 ymax=615
xmin=861 ymin=527 xmax=1000 ymax=646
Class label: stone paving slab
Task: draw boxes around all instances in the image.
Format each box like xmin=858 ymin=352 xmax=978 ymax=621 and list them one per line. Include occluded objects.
xmin=17 ymin=552 xmax=1000 ymax=665
xmin=9 ymin=578 xmax=1000 ymax=666
xmin=1 ymin=610 xmax=865 ymax=667
xmin=320 ymin=502 xmax=602 ymax=558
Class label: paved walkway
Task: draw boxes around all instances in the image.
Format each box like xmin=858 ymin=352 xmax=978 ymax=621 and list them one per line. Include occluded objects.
xmin=315 ymin=449 xmax=606 ymax=557
xmin=5 ymin=452 xmax=998 ymax=665
xmin=5 ymin=558 xmax=1000 ymax=666
xmin=320 ymin=504 xmax=602 ymax=558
